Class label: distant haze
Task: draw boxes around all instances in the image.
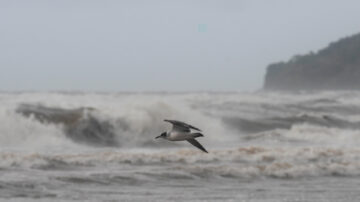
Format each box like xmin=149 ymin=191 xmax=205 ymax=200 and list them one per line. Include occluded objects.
xmin=1 ymin=0 xmax=360 ymax=92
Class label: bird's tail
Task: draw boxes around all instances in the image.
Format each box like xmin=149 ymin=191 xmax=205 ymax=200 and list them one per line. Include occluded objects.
xmin=191 ymin=133 xmax=204 ymax=138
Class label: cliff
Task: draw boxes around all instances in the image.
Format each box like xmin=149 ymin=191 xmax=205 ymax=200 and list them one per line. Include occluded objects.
xmin=264 ymin=33 xmax=360 ymax=90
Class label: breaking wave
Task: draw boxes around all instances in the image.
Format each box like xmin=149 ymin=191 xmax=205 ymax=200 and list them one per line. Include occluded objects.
xmin=0 ymin=92 xmax=231 ymax=149
xmin=224 ymin=114 xmax=360 ymax=134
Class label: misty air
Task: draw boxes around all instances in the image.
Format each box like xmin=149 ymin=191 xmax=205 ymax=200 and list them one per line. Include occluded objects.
xmin=1 ymin=1 xmax=360 ymax=201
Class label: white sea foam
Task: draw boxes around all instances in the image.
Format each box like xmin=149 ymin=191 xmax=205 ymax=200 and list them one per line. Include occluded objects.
xmin=0 ymin=91 xmax=360 ymax=179
xmin=1 ymin=146 xmax=360 ymax=178
xmin=2 ymin=91 xmax=360 ymax=201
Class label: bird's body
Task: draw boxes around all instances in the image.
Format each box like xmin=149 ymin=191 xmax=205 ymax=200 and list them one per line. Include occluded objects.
xmin=156 ymin=120 xmax=208 ymax=153
xmin=166 ymin=131 xmax=202 ymax=141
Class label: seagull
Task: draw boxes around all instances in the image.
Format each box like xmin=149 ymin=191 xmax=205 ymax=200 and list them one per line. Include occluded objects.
xmin=155 ymin=119 xmax=208 ymax=153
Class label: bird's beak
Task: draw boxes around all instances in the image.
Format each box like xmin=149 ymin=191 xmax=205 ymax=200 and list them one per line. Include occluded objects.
xmin=155 ymin=135 xmax=161 ymax=139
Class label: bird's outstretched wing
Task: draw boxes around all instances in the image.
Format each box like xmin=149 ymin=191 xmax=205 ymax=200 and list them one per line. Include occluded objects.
xmin=164 ymin=119 xmax=202 ymax=132
xmin=186 ymin=139 xmax=208 ymax=153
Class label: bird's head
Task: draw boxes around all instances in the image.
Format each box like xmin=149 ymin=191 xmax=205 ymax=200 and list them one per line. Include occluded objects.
xmin=155 ymin=132 xmax=167 ymax=139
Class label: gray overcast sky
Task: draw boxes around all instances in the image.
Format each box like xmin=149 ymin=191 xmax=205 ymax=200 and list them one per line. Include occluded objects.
xmin=1 ymin=0 xmax=360 ymax=92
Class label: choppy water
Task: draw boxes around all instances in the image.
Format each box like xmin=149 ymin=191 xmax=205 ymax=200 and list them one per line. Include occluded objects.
xmin=1 ymin=91 xmax=360 ymax=201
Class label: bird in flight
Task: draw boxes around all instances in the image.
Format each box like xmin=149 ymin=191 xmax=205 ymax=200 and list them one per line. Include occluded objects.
xmin=155 ymin=119 xmax=208 ymax=153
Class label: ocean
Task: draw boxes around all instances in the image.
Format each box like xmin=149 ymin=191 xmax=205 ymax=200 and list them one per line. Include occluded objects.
xmin=1 ymin=91 xmax=360 ymax=202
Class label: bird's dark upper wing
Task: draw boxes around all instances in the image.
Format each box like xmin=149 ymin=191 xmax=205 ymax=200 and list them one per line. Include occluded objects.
xmin=186 ymin=139 xmax=208 ymax=153
xmin=164 ymin=119 xmax=202 ymax=132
